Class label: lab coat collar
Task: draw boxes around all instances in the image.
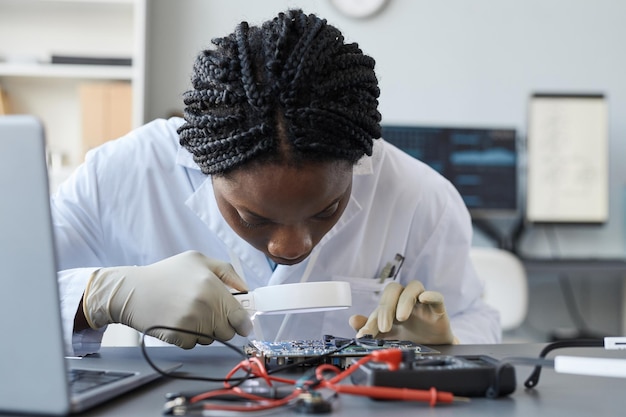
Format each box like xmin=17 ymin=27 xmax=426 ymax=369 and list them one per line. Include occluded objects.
xmin=185 ymin=177 xmax=273 ymax=284
xmin=353 ymin=151 xmax=373 ymax=175
xmin=176 ymin=145 xmax=200 ymax=170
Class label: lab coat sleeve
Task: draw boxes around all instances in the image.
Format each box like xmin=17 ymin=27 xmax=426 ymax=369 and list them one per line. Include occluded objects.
xmin=58 ymin=268 xmax=106 ymax=356
xmin=51 ymin=149 xmax=110 ymax=355
xmin=449 ymin=299 xmax=502 ymax=344
xmin=49 ymin=118 xmax=200 ymax=355
xmin=50 ymin=118 xmax=190 ymax=355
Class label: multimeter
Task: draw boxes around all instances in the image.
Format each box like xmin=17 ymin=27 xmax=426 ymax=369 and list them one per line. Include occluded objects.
xmin=350 ymin=354 xmax=516 ymax=398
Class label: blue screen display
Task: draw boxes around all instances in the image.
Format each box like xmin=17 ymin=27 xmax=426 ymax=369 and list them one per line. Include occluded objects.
xmin=381 ymin=125 xmax=517 ymax=216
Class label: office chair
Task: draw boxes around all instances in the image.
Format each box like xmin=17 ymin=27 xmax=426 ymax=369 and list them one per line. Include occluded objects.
xmin=470 ymin=247 xmax=529 ymax=332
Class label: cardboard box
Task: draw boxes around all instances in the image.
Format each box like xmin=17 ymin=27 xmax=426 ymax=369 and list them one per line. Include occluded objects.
xmin=79 ymin=82 xmax=132 ymax=158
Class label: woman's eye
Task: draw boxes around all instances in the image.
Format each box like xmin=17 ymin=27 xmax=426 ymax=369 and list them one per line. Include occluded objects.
xmin=316 ymin=202 xmax=339 ymax=219
xmin=239 ymin=218 xmax=258 ymax=229
xmin=238 ymin=213 xmax=269 ymax=229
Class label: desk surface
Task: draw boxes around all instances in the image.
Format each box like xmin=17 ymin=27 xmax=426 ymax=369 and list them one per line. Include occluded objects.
xmin=28 ymin=343 xmax=623 ymax=417
xmin=1 ymin=344 xmax=622 ymax=416
xmin=522 ymin=257 xmax=626 ymax=273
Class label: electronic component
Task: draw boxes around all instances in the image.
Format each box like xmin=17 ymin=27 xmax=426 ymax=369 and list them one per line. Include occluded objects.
xmin=244 ymin=335 xmax=440 ymax=369
xmin=604 ymin=336 xmax=626 ymax=350
xmin=293 ymin=391 xmax=335 ymax=414
xmin=350 ymin=354 xmax=516 ymax=398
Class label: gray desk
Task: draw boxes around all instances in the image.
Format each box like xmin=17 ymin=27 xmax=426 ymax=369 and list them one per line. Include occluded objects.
xmin=522 ymin=257 xmax=626 ymax=274
xmin=51 ymin=343 xmax=626 ymax=416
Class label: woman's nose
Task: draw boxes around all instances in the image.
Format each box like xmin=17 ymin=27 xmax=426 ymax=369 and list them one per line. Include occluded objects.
xmin=267 ymin=225 xmax=313 ymax=261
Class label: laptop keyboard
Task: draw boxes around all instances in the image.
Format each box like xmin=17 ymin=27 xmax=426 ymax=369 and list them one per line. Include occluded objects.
xmin=68 ymin=369 xmax=135 ymax=394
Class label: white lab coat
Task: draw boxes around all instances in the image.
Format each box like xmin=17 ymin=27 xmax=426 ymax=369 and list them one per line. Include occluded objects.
xmin=52 ymin=117 xmax=500 ymax=356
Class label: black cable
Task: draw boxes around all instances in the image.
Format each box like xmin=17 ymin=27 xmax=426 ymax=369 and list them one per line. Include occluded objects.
xmin=557 ymin=273 xmax=595 ymax=336
xmin=544 ymin=226 xmax=604 ymax=340
xmin=140 ymin=327 xmax=359 ymax=383
xmin=509 ymin=216 xmax=525 ymax=255
xmin=486 ymin=356 xmax=554 ymax=398
xmin=140 ymin=326 xmax=252 ymax=386
xmin=523 ymin=338 xmax=604 ymax=388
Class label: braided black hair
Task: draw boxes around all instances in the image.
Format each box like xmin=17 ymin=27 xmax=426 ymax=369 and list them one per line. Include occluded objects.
xmin=178 ymin=9 xmax=381 ymax=176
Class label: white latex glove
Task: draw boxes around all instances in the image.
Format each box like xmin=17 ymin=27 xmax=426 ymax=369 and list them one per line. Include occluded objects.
xmin=83 ymin=250 xmax=253 ymax=349
xmin=349 ymin=281 xmax=459 ymax=345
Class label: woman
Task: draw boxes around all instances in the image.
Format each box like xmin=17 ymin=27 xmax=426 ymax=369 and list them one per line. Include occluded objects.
xmin=53 ymin=9 xmax=500 ymax=356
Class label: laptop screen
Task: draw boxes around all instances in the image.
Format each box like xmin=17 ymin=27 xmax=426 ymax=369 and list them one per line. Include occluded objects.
xmin=0 ymin=115 xmax=73 ymax=414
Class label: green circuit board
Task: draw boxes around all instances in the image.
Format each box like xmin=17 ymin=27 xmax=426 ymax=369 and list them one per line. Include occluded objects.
xmin=244 ymin=335 xmax=439 ymax=368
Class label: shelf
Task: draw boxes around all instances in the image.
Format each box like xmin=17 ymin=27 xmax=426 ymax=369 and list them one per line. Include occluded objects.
xmin=0 ymin=63 xmax=133 ymax=80
xmin=0 ymin=0 xmax=146 ymax=170
xmin=36 ymin=0 xmax=136 ymax=3
xmin=9 ymin=0 xmax=137 ymax=6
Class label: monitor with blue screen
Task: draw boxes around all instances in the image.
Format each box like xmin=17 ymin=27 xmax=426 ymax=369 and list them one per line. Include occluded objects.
xmin=381 ymin=125 xmax=518 ymax=219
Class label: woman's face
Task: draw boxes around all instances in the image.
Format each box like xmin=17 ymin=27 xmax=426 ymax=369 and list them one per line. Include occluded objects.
xmin=212 ymin=161 xmax=353 ymax=265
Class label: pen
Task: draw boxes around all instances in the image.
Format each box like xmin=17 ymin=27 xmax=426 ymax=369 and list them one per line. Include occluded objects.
xmin=378 ymin=253 xmax=405 ymax=283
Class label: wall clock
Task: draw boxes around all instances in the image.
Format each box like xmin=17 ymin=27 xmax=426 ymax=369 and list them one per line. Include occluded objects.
xmin=330 ymin=0 xmax=389 ymax=19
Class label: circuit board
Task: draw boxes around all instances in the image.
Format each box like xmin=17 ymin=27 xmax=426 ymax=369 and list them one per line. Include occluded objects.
xmin=244 ymin=335 xmax=440 ymax=368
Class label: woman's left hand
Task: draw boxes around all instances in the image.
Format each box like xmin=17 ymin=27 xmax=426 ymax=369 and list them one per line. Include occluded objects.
xmin=349 ymin=281 xmax=459 ymax=345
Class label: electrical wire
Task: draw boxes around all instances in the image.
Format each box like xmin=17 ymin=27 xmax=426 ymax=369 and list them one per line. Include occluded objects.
xmin=523 ymin=338 xmax=604 ymax=388
xmin=557 ymin=273 xmax=596 ymax=336
xmin=141 ymin=328 xmax=623 ymax=414
xmin=140 ymin=326 xmax=253 ymax=386
xmin=139 ymin=328 xmax=464 ymax=414
xmin=139 ymin=327 xmax=368 ymax=384
xmin=170 ymin=347 xmax=462 ymax=414
xmin=544 ymin=225 xmax=609 ymax=339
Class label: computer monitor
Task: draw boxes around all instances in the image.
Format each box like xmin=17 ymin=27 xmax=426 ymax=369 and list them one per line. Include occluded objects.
xmin=381 ymin=125 xmax=518 ymax=219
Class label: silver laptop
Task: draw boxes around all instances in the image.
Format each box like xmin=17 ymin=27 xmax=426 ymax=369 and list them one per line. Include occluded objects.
xmin=0 ymin=115 xmax=180 ymax=415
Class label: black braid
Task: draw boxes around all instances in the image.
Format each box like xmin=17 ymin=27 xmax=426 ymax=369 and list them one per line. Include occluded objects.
xmin=178 ymin=9 xmax=381 ymax=176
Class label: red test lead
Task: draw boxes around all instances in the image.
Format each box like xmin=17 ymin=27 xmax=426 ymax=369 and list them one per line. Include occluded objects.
xmin=331 ymin=385 xmax=465 ymax=406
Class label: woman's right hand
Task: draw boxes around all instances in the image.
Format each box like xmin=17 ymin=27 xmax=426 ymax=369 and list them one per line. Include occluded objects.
xmin=80 ymin=250 xmax=252 ymax=348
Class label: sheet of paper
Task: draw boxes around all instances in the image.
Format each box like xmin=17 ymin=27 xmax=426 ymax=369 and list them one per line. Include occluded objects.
xmin=526 ymin=94 xmax=608 ymax=223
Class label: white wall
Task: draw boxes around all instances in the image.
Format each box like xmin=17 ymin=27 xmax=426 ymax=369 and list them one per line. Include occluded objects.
xmin=146 ymin=1 xmax=626 ymax=128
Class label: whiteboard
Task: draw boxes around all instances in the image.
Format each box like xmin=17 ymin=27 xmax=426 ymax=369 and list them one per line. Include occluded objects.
xmin=526 ymin=94 xmax=608 ymax=223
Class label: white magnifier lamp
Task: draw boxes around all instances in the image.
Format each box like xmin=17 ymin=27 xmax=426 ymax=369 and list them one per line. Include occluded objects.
xmin=234 ymin=281 xmax=352 ymax=315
